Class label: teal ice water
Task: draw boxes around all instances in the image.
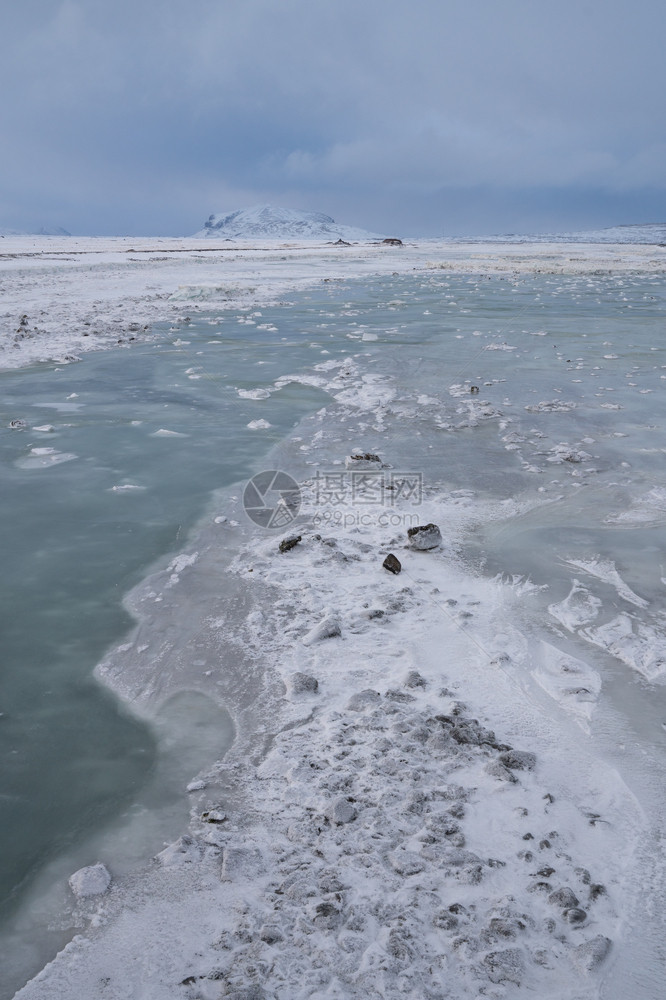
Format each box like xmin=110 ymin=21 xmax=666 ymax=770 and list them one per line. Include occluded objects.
xmin=0 ymin=313 xmax=333 ymax=920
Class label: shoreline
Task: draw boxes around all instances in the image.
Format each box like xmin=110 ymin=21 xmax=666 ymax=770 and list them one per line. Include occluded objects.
xmin=12 ymin=370 xmax=652 ymax=999
xmin=5 ymin=244 xmax=665 ymax=997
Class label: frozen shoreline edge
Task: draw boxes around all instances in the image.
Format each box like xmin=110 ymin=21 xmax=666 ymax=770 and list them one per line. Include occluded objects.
xmin=13 ymin=343 xmax=649 ymax=999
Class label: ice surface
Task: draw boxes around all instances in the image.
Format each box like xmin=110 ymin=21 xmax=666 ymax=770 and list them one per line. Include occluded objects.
xmin=5 ymin=240 xmax=666 ymax=1000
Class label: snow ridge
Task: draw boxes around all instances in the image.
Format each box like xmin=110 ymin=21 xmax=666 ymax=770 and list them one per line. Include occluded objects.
xmin=194 ymin=204 xmax=384 ymax=241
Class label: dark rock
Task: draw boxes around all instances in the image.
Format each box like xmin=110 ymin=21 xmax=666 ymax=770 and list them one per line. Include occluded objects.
xmin=289 ymin=672 xmax=319 ymax=695
xmin=470 ymin=385 xmax=480 ymax=393
xmin=548 ymin=887 xmax=579 ymax=909
xmin=259 ymin=924 xmax=283 ymax=944
xmin=564 ymin=907 xmax=588 ymax=924
xmin=590 ymin=883 xmax=606 ymax=900
xmin=499 ymin=750 xmax=537 ymax=771
xmin=385 ymin=688 xmax=415 ymax=703
xmin=407 ymin=523 xmax=442 ymax=550
xmin=311 ymin=900 xmax=342 ymax=929
xmin=382 ymin=237 xmax=403 ymax=245
xmin=279 ymin=534 xmax=302 ymax=553
xmin=346 ymin=452 xmax=383 ymax=470
xmin=383 ymin=553 xmax=402 ymax=574
xmin=8 ymin=419 xmax=26 ymax=429
xmin=404 ymin=670 xmax=426 ymax=688
xmin=486 ymin=918 xmax=522 ymax=941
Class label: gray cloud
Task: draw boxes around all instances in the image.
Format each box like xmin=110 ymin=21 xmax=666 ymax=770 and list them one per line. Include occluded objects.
xmin=1 ymin=0 xmax=665 ymax=235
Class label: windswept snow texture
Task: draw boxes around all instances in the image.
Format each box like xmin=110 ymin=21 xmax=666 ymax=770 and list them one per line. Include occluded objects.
xmin=194 ymin=204 xmax=385 ymax=241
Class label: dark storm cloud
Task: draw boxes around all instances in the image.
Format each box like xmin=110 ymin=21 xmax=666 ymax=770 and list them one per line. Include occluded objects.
xmin=1 ymin=0 xmax=665 ymax=235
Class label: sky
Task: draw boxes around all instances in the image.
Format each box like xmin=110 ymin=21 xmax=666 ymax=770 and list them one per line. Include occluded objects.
xmin=1 ymin=0 xmax=666 ymax=237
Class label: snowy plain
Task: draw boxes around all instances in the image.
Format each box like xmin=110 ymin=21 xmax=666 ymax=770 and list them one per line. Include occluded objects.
xmin=2 ymin=233 xmax=666 ymax=371
xmin=2 ymin=232 xmax=666 ymax=999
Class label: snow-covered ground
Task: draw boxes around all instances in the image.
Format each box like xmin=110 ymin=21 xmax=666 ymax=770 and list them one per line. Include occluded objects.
xmin=2 ymin=234 xmax=665 ymax=371
xmin=5 ymin=235 xmax=666 ymax=999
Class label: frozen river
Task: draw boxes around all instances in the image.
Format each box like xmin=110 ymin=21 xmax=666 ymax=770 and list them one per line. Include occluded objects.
xmin=2 ymin=245 xmax=665 ymax=998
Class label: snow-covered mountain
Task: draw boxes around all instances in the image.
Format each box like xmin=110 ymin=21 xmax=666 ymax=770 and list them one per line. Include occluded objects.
xmin=0 ymin=225 xmax=71 ymax=237
xmin=193 ymin=204 xmax=384 ymax=241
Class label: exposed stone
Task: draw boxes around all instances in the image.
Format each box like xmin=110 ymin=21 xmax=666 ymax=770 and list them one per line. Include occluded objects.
xmin=564 ymin=907 xmax=588 ymax=924
xmin=404 ymin=670 xmax=426 ymax=689
xmin=383 ymin=553 xmax=402 ymax=574
xmin=311 ymin=900 xmax=342 ymax=930
xmin=407 ymin=523 xmax=442 ymax=550
xmin=548 ymin=887 xmax=579 ymax=909
xmin=259 ymin=924 xmax=283 ymax=944
xmin=382 ymin=238 xmax=403 ymax=246
xmin=278 ymin=534 xmax=301 ymax=553
xmin=289 ymin=671 xmax=319 ymax=695
xmin=384 ymin=688 xmax=415 ymax=703
xmin=345 ymin=452 xmax=383 ymax=470
xmin=499 ymin=749 xmax=537 ymax=771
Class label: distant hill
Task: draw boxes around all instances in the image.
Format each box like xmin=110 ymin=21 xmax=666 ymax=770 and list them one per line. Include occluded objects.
xmin=193 ymin=204 xmax=384 ymax=241
xmin=0 ymin=225 xmax=71 ymax=237
xmin=467 ymin=222 xmax=666 ymax=245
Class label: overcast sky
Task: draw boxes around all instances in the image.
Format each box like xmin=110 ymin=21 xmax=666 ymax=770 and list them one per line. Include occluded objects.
xmin=2 ymin=0 xmax=665 ymax=236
